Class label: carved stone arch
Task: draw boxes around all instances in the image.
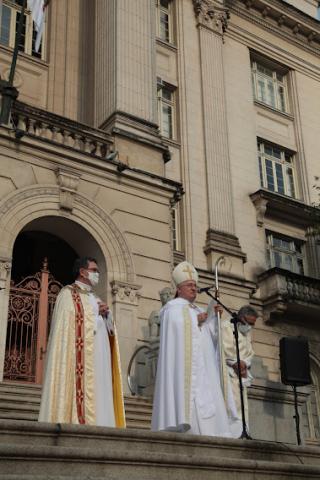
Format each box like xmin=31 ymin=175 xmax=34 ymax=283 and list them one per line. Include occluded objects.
xmin=0 ymin=184 xmax=136 ymax=284
xmin=0 ymin=185 xmax=140 ymax=384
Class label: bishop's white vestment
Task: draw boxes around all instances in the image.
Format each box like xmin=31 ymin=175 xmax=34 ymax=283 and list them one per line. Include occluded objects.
xmin=39 ymin=282 xmax=125 ymax=427
xmin=151 ymin=297 xmax=232 ymax=436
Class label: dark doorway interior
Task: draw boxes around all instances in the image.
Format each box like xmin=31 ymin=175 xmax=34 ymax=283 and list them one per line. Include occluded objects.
xmin=11 ymin=231 xmax=78 ymax=285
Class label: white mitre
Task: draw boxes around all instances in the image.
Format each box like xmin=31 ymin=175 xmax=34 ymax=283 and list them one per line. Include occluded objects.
xmin=172 ymin=261 xmax=199 ymax=286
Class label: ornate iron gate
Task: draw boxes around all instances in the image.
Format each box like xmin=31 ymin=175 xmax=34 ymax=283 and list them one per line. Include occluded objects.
xmin=4 ymin=259 xmax=62 ymax=383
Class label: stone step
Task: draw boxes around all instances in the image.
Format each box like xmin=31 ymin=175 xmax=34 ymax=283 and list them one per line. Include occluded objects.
xmin=124 ymin=396 xmax=153 ymax=408
xmin=0 ymin=405 xmax=39 ymax=415
xmin=0 ymin=411 xmax=152 ymax=429
xmin=0 ymin=477 xmax=108 ymax=480
xmin=0 ymin=395 xmax=42 ymax=406
xmin=0 ymin=426 xmax=319 ymax=480
xmin=0 ymin=382 xmax=42 ymax=394
xmin=0 ymin=382 xmax=152 ymax=428
xmin=126 ymin=422 xmax=149 ymax=430
xmin=0 ymin=411 xmax=38 ymax=421
xmin=0 ymin=398 xmax=152 ymax=415
xmin=125 ymin=404 xmax=152 ymax=415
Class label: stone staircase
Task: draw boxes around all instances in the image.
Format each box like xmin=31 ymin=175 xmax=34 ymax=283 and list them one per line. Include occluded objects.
xmin=1 ymin=381 xmax=320 ymax=479
xmin=0 ymin=381 xmax=152 ymax=429
xmin=0 ymin=419 xmax=320 ymax=479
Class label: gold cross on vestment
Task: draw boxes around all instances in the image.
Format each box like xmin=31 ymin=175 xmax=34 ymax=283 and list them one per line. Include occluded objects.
xmin=183 ymin=265 xmax=194 ymax=279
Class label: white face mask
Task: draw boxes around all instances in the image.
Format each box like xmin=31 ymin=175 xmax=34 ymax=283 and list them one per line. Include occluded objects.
xmin=238 ymin=322 xmax=251 ymax=335
xmin=88 ymin=271 xmax=99 ymax=286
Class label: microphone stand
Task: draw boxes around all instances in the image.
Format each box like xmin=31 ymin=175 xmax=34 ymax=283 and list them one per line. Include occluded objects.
xmin=202 ymin=289 xmax=252 ymax=440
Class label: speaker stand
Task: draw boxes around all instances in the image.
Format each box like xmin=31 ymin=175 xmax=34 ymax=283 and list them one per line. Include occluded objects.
xmin=293 ymin=385 xmax=301 ymax=446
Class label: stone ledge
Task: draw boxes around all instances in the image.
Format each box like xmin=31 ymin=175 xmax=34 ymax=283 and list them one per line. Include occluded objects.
xmin=0 ymin=441 xmax=320 ymax=479
xmin=228 ymin=0 xmax=320 ymax=56
xmin=0 ymin=420 xmax=320 ymax=465
xmin=204 ymin=229 xmax=247 ymax=261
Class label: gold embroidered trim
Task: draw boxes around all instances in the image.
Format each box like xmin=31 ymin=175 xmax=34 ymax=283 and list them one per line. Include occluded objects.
xmin=183 ymin=304 xmax=192 ymax=423
xmin=71 ymin=285 xmax=86 ymax=424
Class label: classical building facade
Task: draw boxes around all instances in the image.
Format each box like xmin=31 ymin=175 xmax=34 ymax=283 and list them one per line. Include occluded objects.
xmin=0 ymin=0 xmax=319 ymax=444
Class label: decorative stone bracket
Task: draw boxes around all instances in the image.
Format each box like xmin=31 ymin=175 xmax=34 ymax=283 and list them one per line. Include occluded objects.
xmin=250 ymin=193 xmax=268 ymax=227
xmin=56 ymin=167 xmax=81 ymax=212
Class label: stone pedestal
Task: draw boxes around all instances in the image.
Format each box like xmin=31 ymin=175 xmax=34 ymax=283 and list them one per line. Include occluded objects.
xmin=111 ymin=280 xmax=142 ymax=394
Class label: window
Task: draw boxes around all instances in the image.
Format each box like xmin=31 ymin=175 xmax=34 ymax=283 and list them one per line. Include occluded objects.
xmin=258 ymin=141 xmax=297 ymax=198
xmin=171 ymin=204 xmax=181 ymax=251
xmin=251 ymin=60 xmax=288 ymax=112
xmin=0 ymin=0 xmax=45 ymax=59
xmin=266 ymin=232 xmax=304 ymax=275
xmin=157 ymin=0 xmax=173 ymax=43
xmin=157 ymin=78 xmax=176 ymax=139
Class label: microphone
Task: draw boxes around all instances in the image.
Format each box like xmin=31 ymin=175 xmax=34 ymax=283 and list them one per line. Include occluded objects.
xmin=198 ymin=285 xmax=215 ymax=293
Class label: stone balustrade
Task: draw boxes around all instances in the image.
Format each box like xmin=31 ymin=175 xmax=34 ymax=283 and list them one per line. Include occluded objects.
xmin=286 ymin=276 xmax=320 ymax=304
xmin=258 ymin=267 xmax=320 ymax=322
xmin=10 ymin=100 xmax=114 ymax=160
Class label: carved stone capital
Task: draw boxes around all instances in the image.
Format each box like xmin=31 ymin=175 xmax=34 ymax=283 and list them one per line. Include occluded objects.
xmin=0 ymin=258 xmax=12 ymax=282
xmin=56 ymin=167 xmax=81 ymax=212
xmin=193 ymin=0 xmax=230 ymax=35
xmin=110 ymin=280 xmax=141 ymax=306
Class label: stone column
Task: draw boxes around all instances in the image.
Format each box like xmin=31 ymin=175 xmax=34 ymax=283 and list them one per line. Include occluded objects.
xmin=95 ymin=0 xmax=157 ymax=133
xmin=47 ymin=0 xmax=83 ymax=120
xmin=111 ymin=280 xmax=142 ymax=394
xmin=0 ymin=258 xmax=11 ymax=381
xmin=193 ymin=0 xmax=246 ymax=276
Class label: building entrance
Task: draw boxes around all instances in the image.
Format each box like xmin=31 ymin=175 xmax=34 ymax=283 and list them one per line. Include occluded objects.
xmin=4 ymin=229 xmax=77 ymax=384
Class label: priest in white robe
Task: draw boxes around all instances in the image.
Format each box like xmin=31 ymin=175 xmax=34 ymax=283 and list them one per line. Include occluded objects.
xmin=151 ymin=261 xmax=232 ymax=437
xmin=222 ymin=305 xmax=257 ymax=437
xmin=39 ymin=257 xmax=125 ymax=427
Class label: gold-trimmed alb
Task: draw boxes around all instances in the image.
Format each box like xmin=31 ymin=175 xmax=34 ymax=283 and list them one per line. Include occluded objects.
xmin=183 ymin=304 xmax=192 ymax=423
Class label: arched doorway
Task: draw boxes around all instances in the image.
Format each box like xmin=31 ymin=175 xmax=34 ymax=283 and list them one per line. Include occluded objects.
xmin=4 ymin=216 xmax=106 ymax=384
xmin=0 ymin=185 xmax=139 ymax=388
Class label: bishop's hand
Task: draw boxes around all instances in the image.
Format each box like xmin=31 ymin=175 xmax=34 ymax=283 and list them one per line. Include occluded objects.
xmin=214 ymin=304 xmax=223 ymax=317
xmin=98 ymin=302 xmax=109 ymax=317
xmin=197 ymin=312 xmax=208 ymax=327
xmin=232 ymin=360 xmax=248 ymax=378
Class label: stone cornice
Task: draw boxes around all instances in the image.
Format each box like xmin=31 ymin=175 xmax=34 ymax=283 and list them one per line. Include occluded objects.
xmin=227 ymin=0 xmax=320 ymax=55
xmin=192 ymin=0 xmax=230 ymax=35
xmin=250 ymin=189 xmax=320 ymax=228
xmin=0 ymin=100 xmax=182 ymax=202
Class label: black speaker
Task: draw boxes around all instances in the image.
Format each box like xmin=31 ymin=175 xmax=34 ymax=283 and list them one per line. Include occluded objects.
xmin=279 ymin=336 xmax=311 ymax=386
